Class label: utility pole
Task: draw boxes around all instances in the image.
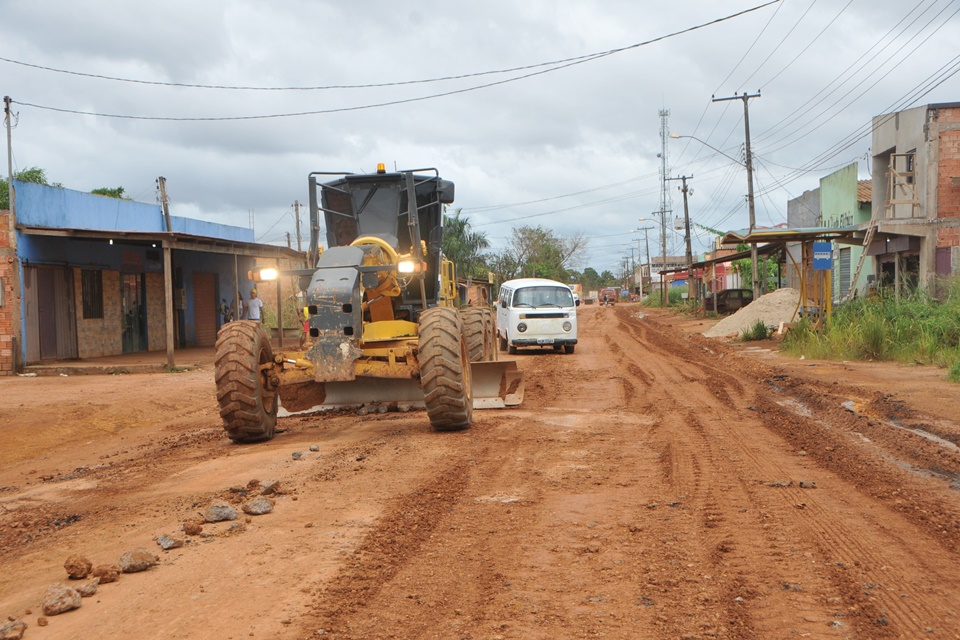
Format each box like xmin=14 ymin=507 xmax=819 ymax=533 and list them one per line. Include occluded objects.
xmin=293 ymin=200 xmax=302 ymax=252
xmin=658 ymin=109 xmax=672 ymax=308
xmin=637 ymin=226 xmax=653 ymax=295
xmin=4 ymin=97 xmax=13 ymax=219
xmin=4 ymin=96 xmax=23 ymax=372
xmin=156 ymin=177 xmax=172 ymax=232
xmin=713 ymin=91 xmax=761 ymax=299
xmin=656 ymin=209 xmax=670 ymax=307
xmin=667 ymin=175 xmax=695 ymax=303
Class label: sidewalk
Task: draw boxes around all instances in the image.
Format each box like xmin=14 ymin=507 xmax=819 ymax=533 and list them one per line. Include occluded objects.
xmin=21 ymin=347 xmax=217 ymax=376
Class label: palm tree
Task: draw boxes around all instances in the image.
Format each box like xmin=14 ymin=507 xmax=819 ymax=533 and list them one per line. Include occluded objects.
xmin=442 ymin=209 xmax=490 ymax=278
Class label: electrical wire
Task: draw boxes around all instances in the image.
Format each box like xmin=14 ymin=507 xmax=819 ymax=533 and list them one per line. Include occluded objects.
xmin=9 ymin=1 xmax=780 ymax=121
xmin=757 ymin=0 xmax=958 ymax=153
xmin=737 ymin=0 xmax=823 ymax=92
xmin=461 ymin=173 xmax=658 ymax=212
xmin=758 ymin=52 xmax=960 ymax=191
xmin=1 ymin=2 xmax=780 ymax=93
xmin=754 ymin=0 xmax=854 ymax=90
xmin=472 ymin=186 xmax=661 ymax=228
xmin=753 ymin=0 xmax=937 ymax=144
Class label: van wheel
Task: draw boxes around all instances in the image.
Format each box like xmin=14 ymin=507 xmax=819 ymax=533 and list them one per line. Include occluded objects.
xmin=508 ymin=344 xmax=517 ymax=355
xmin=564 ymin=345 xmax=576 ymax=354
xmin=499 ymin=333 xmax=508 ymax=352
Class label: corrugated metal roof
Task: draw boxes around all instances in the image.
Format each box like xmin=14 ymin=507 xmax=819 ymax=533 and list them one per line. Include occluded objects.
xmin=720 ymin=226 xmax=857 ymax=246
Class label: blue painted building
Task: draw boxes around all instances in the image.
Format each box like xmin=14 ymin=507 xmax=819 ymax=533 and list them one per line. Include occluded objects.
xmin=4 ymin=181 xmax=301 ymax=371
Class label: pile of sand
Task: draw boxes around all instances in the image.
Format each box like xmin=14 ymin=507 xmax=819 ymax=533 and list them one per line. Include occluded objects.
xmin=703 ymin=287 xmax=802 ymax=338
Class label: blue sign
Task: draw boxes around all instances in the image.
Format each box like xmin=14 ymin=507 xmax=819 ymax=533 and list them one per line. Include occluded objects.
xmin=812 ymin=242 xmax=832 ymax=271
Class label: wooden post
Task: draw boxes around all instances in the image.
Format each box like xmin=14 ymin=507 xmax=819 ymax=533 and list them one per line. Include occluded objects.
xmin=163 ymin=242 xmax=175 ymax=368
xmin=276 ymin=258 xmax=283 ymax=348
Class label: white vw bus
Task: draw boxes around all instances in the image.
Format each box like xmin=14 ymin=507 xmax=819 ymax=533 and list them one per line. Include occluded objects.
xmin=496 ymin=278 xmax=579 ymax=354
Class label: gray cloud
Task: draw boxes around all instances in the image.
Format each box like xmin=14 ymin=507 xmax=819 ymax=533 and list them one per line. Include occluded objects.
xmin=3 ymin=0 xmax=958 ymax=273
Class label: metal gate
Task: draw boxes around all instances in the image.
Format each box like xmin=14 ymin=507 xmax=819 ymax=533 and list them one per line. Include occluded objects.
xmin=193 ymin=272 xmax=218 ymax=347
xmin=838 ymin=248 xmax=851 ymax=300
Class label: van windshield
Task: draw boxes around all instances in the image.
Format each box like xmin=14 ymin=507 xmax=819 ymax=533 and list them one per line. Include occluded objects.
xmin=512 ymin=286 xmax=574 ymax=308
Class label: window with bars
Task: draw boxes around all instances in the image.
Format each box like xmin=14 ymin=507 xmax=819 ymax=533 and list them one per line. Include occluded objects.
xmin=81 ymin=269 xmax=104 ymax=319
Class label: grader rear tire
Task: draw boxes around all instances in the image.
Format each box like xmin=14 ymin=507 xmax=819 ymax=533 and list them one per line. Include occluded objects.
xmin=462 ymin=307 xmax=497 ymax=362
xmin=461 ymin=308 xmax=487 ymax=363
xmin=419 ymin=307 xmax=473 ymax=431
xmin=481 ymin=308 xmax=497 ymax=361
xmin=214 ymin=321 xmax=278 ymax=443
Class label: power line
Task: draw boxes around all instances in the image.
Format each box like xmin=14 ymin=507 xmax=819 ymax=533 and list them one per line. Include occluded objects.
xmin=472 ymin=186 xmax=661 ymax=228
xmin=737 ymin=0 xmax=822 ymax=92
xmin=8 ymin=2 xmax=780 ymax=122
xmin=461 ymin=173 xmax=658 ymax=212
xmin=0 ymin=3 xmax=780 ymax=93
xmin=756 ymin=0 xmax=957 ymax=151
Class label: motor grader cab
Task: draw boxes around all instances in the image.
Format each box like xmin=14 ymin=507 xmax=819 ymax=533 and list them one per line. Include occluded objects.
xmin=214 ymin=165 xmax=523 ymax=443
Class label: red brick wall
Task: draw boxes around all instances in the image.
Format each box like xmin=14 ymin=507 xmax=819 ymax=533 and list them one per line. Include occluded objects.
xmin=936 ymin=112 xmax=960 ymax=248
xmin=0 ymin=212 xmax=16 ymax=374
xmin=74 ymin=268 xmax=123 ymax=359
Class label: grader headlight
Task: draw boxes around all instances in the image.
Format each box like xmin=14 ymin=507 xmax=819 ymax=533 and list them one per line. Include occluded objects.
xmin=249 ymin=267 xmax=279 ymax=282
xmin=397 ymin=256 xmax=420 ymax=274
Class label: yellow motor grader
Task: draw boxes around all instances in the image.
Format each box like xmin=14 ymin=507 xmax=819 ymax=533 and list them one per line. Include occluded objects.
xmin=214 ymin=165 xmax=523 ymax=442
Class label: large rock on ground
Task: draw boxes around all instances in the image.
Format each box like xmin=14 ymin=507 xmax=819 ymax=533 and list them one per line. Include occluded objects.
xmin=42 ymin=583 xmax=82 ymax=616
xmin=242 ymin=496 xmax=274 ymax=516
xmin=204 ymin=500 xmax=238 ymax=523
xmin=91 ymin=564 xmax=121 ymax=583
xmin=0 ymin=620 xmax=27 ymax=640
xmin=119 ymin=549 xmax=159 ymax=573
xmin=75 ymin=577 xmax=100 ymax=597
xmin=63 ymin=554 xmax=92 ymax=579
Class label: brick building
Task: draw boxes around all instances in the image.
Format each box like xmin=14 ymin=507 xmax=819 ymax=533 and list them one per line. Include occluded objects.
xmin=0 ymin=181 xmax=302 ymax=375
xmin=869 ymin=102 xmax=960 ymax=294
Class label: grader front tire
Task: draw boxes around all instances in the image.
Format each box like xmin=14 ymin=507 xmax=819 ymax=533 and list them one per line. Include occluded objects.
xmin=419 ymin=307 xmax=473 ymax=431
xmin=214 ymin=321 xmax=278 ymax=443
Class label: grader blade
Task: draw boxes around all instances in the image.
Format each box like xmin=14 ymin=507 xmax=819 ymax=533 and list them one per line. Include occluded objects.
xmin=470 ymin=360 xmax=524 ymax=409
xmin=276 ymin=360 xmax=524 ymax=416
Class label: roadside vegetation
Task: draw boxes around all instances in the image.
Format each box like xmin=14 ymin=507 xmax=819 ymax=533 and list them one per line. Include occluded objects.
xmin=782 ymin=277 xmax=960 ymax=381
xmin=740 ymin=319 xmax=771 ymax=341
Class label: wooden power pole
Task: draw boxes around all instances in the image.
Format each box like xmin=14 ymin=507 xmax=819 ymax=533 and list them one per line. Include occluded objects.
xmin=713 ymin=91 xmax=761 ymax=299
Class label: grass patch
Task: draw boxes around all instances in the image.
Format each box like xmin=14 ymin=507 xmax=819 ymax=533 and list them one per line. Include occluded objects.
xmin=781 ymin=277 xmax=960 ymax=382
xmin=740 ymin=319 xmax=770 ymax=341
xmin=949 ymin=360 xmax=960 ymax=383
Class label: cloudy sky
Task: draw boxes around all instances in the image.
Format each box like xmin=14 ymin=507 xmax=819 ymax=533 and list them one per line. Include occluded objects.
xmin=3 ymin=0 xmax=959 ymax=275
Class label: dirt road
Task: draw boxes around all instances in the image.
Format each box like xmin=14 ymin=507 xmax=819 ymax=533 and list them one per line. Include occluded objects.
xmin=2 ymin=306 xmax=960 ymax=639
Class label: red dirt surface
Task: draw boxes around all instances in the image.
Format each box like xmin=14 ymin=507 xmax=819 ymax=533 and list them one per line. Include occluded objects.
xmin=1 ymin=305 xmax=959 ymax=639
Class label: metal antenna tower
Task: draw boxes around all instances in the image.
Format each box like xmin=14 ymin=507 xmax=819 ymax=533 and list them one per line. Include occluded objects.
xmin=657 ymin=109 xmax=671 ymax=305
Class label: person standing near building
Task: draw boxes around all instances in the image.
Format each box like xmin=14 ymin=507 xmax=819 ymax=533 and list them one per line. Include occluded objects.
xmin=246 ymin=288 xmax=264 ymax=322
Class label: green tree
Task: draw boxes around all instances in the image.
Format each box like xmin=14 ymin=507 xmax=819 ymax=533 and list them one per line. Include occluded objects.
xmin=1 ymin=166 xmax=62 ymax=210
xmin=91 ymin=186 xmax=126 ymax=199
xmin=488 ymin=225 xmax=587 ymax=282
xmin=442 ymin=208 xmax=490 ymax=278
xmin=580 ymin=267 xmax=602 ymax=291
xmin=732 ymin=243 xmax=778 ymax=291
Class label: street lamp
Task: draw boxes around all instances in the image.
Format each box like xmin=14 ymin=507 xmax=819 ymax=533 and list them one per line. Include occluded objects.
xmin=669 ymin=133 xmax=743 ymax=166
xmin=672 ymin=132 xmax=759 ymax=300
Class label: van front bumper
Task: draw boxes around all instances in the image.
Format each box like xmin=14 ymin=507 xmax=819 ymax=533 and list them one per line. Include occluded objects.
xmin=512 ymin=338 xmax=578 ymax=347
